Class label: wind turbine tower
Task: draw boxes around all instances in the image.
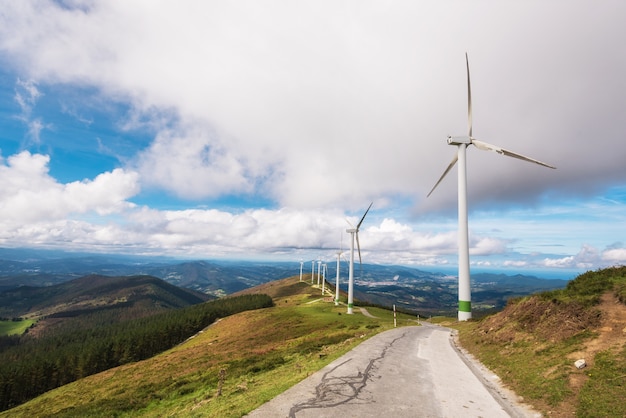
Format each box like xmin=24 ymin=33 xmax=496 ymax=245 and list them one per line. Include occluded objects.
xmin=346 ymin=203 xmax=373 ymax=314
xmin=299 ymin=260 xmax=304 ymax=282
xmin=428 ymin=53 xmax=555 ymax=321
xmin=334 ymin=248 xmax=342 ymax=306
xmin=311 ymin=260 xmax=315 ymax=285
xmin=317 ymin=260 xmax=322 ymax=287
xmin=321 ymin=263 xmax=327 ymax=294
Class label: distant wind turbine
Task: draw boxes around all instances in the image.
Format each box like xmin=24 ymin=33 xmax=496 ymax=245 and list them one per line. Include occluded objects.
xmin=334 ymin=233 xmax=346 ymax=306
xmin=427 ymin=53 xmax=555 ymax=321
xmin=299 ymin=260 xmax=304 ymax=282
xmin=335 ymin=250 xmax=343 ymax=306
xmin=317 ymin=260 xmax=322 ymax=287
xmin=321 ymin=263 xmax=327 ymax=294
xmin=311 ymin=260 xmax=315 ymax=285
xmin=346 ymin=202 xmax=373 ymax=314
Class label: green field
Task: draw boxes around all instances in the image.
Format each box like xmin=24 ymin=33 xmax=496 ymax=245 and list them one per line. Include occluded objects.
xmin=0 ymin=319 xmax=34 ymax=336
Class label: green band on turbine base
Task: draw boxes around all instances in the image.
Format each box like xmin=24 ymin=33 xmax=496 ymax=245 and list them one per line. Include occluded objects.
xmin=459 ymin=300 xmax=471 ymax=312
xmin=348 ymin=303 xmax=354 ymax=308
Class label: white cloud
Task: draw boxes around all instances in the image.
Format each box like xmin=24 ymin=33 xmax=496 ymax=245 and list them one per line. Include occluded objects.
xmin=470 ymin=237 xmax=507 ymax=256
xmin=602 ymin=247 xmax=626 ymax=264
xmin=503 ymin=260 xmax=528 ymax=268
xmin=541 ymin=245 xmax=603 ymax=270
xmin=12 ymin=79 xmax=52 ymax=146
xmin=0 ymin=150 xmax=620 ymax=272
xmin=0 ymin=151 xmax=139 ymax=223
xmin=2 ymin=1 xmax=625 ymax=212
xmin=14 ymin=78 xmax=41 ymax=117
xmin=134 ymin=124 xmax=253 ymax=199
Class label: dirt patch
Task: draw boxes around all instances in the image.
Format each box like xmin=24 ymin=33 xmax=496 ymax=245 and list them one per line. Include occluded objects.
xmin=567 ymin=292 xmax=626 ymax=365
xmin=477 ymin=295 xmax=603 ymax=344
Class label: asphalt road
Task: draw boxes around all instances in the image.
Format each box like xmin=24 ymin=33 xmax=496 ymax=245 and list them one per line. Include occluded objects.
xmin=245 ymin=323 xmax=539 ymax=418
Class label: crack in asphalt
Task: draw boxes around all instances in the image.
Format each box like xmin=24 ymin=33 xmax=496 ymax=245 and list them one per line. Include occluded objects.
xmin=288 ymin=331 xmax=407 ymax=417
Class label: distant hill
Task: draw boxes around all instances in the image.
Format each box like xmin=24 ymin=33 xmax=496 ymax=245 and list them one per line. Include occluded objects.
xmin=352 ymin=269 xmax=568 ymax=316
xmin=0 ymin=274 xmax=212 ymax=337
xmin=0 ymin=251 xmax=297 ymax=297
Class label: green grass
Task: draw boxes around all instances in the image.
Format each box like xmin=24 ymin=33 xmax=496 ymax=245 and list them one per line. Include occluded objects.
xmin=457 ymin=323 xmax=591 ymax=407
xmin=577 ymin=346 xmax=626 ymax=417
xmin=0 ymin=319 xmax=34 ymax=336
xmin=1 ymin=279 xmax=417 ymax=417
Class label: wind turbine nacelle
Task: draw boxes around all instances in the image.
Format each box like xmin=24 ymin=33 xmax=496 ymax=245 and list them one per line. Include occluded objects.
xmin=346 ymin=228 xmax=357 ymax=233
xmin=447 ymin=136 xmax=472 ymax=145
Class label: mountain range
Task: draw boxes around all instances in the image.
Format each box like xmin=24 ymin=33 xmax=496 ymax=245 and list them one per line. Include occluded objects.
xmin=0 ymin=248 xmax=569 ymax=315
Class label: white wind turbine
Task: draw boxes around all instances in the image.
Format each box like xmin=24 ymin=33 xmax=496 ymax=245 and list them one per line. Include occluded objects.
xmin=332 ymin=233 xmax=347 ymax=306
xmin=316 ymin=259 xmax=322 ymax=287
xmin=346 ymin=203 xmax=373 ymax=314
xmin=311 ymin=260 xmax=315 ymax=285
xmin=299 ymin=260 xmax=304 ymax=282
xmin=335 ymin=241 xmax=344 ymax=306
xmin=428 ymin=53 xmax=555 ymax=321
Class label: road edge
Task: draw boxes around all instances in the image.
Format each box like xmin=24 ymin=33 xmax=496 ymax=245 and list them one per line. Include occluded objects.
xmin=447 ymin=328 xmax=543 ymax=418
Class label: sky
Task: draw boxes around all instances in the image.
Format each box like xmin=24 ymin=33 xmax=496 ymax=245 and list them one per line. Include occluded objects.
xmin=0 ymin=0 xmax=625 ymax=279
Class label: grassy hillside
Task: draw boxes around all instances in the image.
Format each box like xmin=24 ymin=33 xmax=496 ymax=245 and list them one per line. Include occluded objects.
xmin=0 ymin=293 xmax=272 ymax=411
xmin=453 ymin=266 xmax=626 ymax=417
xmin=1 ymin=276 xmax=415 ymax=417
xmin=0 ymin=274 xmax=210 ymax=318
xmin=0 ymin=319 xmax=34 ymax=336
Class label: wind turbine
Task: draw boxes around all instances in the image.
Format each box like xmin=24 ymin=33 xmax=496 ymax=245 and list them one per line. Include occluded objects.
xmin=427 ymin=53 xmax=555 ymax=321
xmin=311 ymin=260 xmax=315 ymax=285
xmin=317 ymin=260 xmax=322 ymax=287
xmin=334 ymin=251 xmax=343 ymax=306
xmin=299 ymin=260 xmax=304 ymax=282
xmin=334 ymin=233 xmax=346 ymax=306
xmin=346 ymin=202 xmax=373 ymax=314
xmin=321 ymin=263 xmax=327 ymax=294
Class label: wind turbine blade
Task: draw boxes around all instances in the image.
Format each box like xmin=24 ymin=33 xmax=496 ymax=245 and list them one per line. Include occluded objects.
xmin=466 ymin=53 xmax=472 ymax=138
xmin=356 ymin=231 xmax=362 ymax=265
xmin=427 ymin=153 xmax=458 ymax=197
xmin=472 ymin=139 xmax=556 ymax=169
xmin=356 ymin=202 xmax=373 ymax=230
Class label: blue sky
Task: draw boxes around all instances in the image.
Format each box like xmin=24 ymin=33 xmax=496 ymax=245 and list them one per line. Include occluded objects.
xmin=0 ymin=1 xmax=625 ymax=278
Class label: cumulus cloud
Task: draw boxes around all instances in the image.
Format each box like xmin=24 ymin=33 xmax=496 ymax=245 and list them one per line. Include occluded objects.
xmin=0 ymin=151 xmax=139 ymax=222
xmin=135 ymin=124 xmax=254 ymax=199
xmin=540 ymin=244 xmax=626 ymax=270
xmin=602 ymin=244 xmax=626 ymax=265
